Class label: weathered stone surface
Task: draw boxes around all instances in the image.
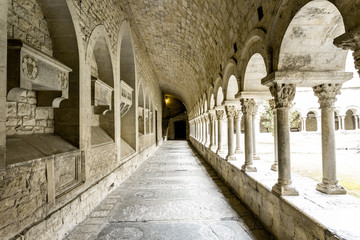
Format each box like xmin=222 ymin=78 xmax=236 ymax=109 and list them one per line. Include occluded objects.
xmin=66 ymin=141 xmax=270 ymax=240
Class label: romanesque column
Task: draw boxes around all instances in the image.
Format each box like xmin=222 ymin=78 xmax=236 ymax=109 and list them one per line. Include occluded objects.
xmin=341 ymin=116 xmax=345 ymax=131
xmin=216 ymin=109 xmax=227 ymax=155
xmin=240 ymin=99 xmax=257 ymax=172
xmin=235 ymin=110 xmax=242 ymax=154
xmin=201 ymin=116 xmax=206 ymax=144
xmin=316 ymin=116 xmax=321 ymax=132
xmin=226 ymin=106 xmax=236 ymax=161
xmin=313 ymin=84 xmax=346 ymax=194
xmin=204 ymin=113 xmax=210 ymax=147
xmin=302 ymin=117 xmax=307 ymax=132
xmin=252 ymin=104 xmax=260 ymax=160
xmin=269 ymin=99 xmax=278 ymax=171
xmin=355 ymin=115 xmax=359 ymax=130
xmin=270 ymin=83 xmax=298 ymax=196
xmin=209 ymin=112 xmax=217 ymax=151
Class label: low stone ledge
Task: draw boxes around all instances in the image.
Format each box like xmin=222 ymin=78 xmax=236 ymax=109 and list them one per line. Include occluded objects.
xmin=190 ymin=137 xmax=360 ymax=240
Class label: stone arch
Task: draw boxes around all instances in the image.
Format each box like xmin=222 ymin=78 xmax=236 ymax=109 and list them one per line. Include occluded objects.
xmin=243 ymin=53 xmax=268 ymax=92
xmin=207 ymin=85 xmax=215 ymax=110
xmin=239 ymin=28 xmax=270 ymax=89
xmin=36 ymin=0 xmax=84 ymax=148
xmin=86 ymin=25 xmax=116 ymax=147
xmin=222 ymin=60 xmax=239 ymax=100
xmin=118 ymin=21 xmax=137 ymax=152
xmin=213 ymin=76 xmax=224 ymax=106
xmin=277 ymin=0 xmax=348 ymax=72
xmin=216 ymin=87 xmax=224 ymax=107
xmin=306 ymin=111 xmax=318 ymax=132
xmin=344 ymin=108 xmax=358 ymax=130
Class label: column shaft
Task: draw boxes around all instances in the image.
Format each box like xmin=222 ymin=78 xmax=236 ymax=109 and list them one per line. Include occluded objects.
xmin=241 ymin=99 xmax=256 ymax=172
xmin=235 ymin=114 xmax=242 ymax=154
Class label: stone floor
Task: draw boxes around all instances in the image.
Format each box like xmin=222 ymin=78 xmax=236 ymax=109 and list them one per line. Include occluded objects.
xmin=64 ymin=141 xmax=272 ymax=240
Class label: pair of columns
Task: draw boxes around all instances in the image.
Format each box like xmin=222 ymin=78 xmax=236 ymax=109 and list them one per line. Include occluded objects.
xmin=268 ymin=82 xmax=346 ymax=196
xmin=214 ymin=101 xmax=259 ymax=168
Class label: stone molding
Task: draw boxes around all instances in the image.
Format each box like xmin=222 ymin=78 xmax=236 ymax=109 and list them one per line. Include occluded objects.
xmin=313 ymin=83 xmax=342 ymax=109
xmin=240 ymin=99 xmax=256 ymax=115
xmin=269 ymin=83 xmax=296 ymax=108
xmin=225 ymin=105 xmax=236 ymax=118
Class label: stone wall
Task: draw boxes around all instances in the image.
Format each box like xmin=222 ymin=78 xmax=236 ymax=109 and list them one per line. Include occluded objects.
xmin=7 ymin=0 xmax=52 ymax=55
xmin=6 ymin=90 xmax=54 ymax=135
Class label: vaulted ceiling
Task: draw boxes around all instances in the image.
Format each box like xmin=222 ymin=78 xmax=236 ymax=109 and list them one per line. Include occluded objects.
xmin=125 ymin=0 xmax=253 ymax=108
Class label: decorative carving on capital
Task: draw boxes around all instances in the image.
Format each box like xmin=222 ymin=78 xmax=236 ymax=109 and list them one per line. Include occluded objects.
xmin=225 ymin=106 xmax=236 ymax=118
xmin=234 ymin=109 xmax=242 ymax=120
xmin=313 ymin=83 xmax=342 ymax=109
xmin=334 ymin=28 xmax=360 ymax=76
xmin=216 ymin=110 xmax=226 ymax=121
xmin=240 ymin=99 xmax=256 ymax=115
xmin=251 ymin=104 xmax=258 ymax=117
xmin=270 ymin=83 xmax=296 ymax=108
xmin=269 ymin=99 xmax=276 ymax=110
xmin=204 ymin=114 xmax=209 ymax=122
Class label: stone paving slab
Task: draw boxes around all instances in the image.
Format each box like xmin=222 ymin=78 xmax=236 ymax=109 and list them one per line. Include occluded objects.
xmin=64 ymin=141 xmax=272 ymax=240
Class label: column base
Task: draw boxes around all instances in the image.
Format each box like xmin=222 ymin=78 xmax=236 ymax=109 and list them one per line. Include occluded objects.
xmin=316 ymin=182 xmax=346 ymax=195
xmin=241 ymin=164 xmax=257 ymax=172
xmin=210 ymin=145 xmax=218 ymax=152
xmin=235 ymin=149 xmax=242 ymax=154
xmin=226 ymin=154 xmax=237 ymax=161
xmin=253 ymin=154 xmax=260 ymax=160
xmin=217 ymin=149 xmax=226 ymax=156
xmin=272 ymin=183 xmax=299 ymax=197
xmin=271 ymin=163 xmax=278 ymax=172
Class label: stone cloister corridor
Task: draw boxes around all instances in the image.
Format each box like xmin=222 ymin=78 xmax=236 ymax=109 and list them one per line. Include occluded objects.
xmin=65 ymin=141 xmax=271 ymax=240
xmin=2 ymin=0 xmax=360 ymax=239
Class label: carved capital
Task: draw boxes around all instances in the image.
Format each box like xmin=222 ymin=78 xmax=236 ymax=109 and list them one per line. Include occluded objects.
xmin=204 ymin=113 xmax=209 ymax=122
xmin=334 ymin=28 xmax=360 ymax=76
xmin=225 ymin=106 xmax=236 ymax=118
xmin=240 ymin=99 xmax=256 ymax=115
xmin=269 ymin=99 xmax=276 ymax=110
xmin=216 ymin=110 xmax=226 ymax=121
xmin=251 ymin=104 xmax=258 ymax=117
xmin=269 ymin=83 xmax=296 ymax=108
xmin=313 ymin=83 xmax=342 ymax=109
xmin=234 ymin=109 xmax=242 ymax=120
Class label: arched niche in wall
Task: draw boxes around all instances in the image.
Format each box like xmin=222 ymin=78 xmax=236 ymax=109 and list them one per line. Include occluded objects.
xmin=345 ymin=109 xmax=356 ymax=130
xmin=5 ymin=0 xmax=82 ymax=166
xmin=145 ymin=91 xmax=150 ymax=134
xmin=243 ymin=54 xmax=268 ymax=92
xmin=138 ymin=82 xmax=145 ymax=135
xmin=278 ymin=1 xmax=348 ymax=72
xmin=88 ymin=28 xmax=115 ymax=147
xmin=36 ymin=0 xmax=83 ymax=148
xmin=306 ymin=111 xmax=318 ymax=132
xmin=118 ymin=21 xmax=136 ymax=155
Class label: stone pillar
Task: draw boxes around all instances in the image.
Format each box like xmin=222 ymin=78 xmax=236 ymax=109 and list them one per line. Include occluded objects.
xmin=240 ymin=99 xmax=257 ymax=172
xmin=252 ymin=105 xmax=260 ymax=160
xmin=337 ymin=116 xmax=341 ymax=131
xmin=209 ymin=112 xmax=217 ymax=151
xmin=269 ymin=99 xmax=278 ymax=171
xmin=355 ymin=115 xmax=359 ymax=130
xmin=204 ymin=114 xmax=210 ymax=147
xmin=270 ymin=83 xmax=298 ymax=196
xmin=313 ymin=84 xmax=346 ymax=194
xmin=216 ymin=109 xmax=227 ymax=155
xmin=301 ymin=117 xmax=307 ymax=132
xmin=316 ymin=116 xmax=321 ymax=132
xmin=235 ymin=110 xmax=242 ymax=154
xmin=341 ymin=116 xmax=345 ymax=131
xmin=226 ymin=106 xmax=236 ymax=161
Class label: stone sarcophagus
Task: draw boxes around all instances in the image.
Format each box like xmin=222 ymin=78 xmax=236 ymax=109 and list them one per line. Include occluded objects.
xmin=120 ymin=80 xmax=133 ymax=117
xmin=7 ymin=39 xmax=72 ymax=108
xmin=91 ymin=77 xmax=113 ymax=115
